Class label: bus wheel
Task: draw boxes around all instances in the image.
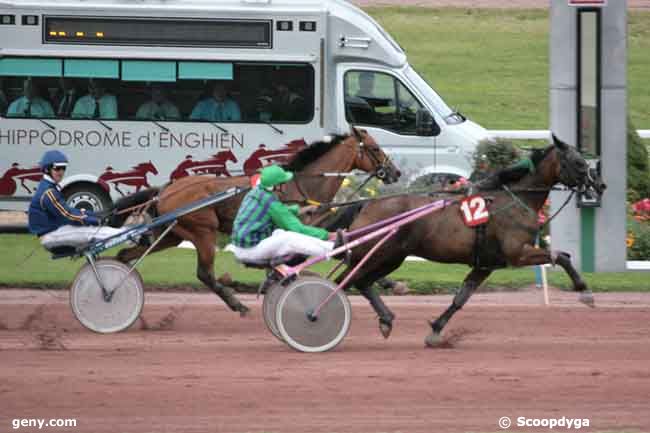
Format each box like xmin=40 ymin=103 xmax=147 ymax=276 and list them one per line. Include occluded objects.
xmin=63 ymin=183 xmax=112 ymax=213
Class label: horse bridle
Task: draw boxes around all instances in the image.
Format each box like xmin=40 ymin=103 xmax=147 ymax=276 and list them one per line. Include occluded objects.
xmin=357 ymin=137 xmax=393 ymax=182
xmin=281 ymin=135 xmax=395 ymax=206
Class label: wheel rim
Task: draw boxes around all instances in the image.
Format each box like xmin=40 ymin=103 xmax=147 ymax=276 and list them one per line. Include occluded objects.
xmin=67 ymin=191 xmax=106 ymax=212
xmin=262 ymin=283 xmax=286 ymax=341
xmin=277 ymin=277 xmax=351 ymax=353
xmin=70 ymin=260 xmax=144 ymax=333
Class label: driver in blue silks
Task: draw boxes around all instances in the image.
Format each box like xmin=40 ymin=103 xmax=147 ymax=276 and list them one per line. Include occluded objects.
xmin=28 ymin=150 xmax=129 ymax=250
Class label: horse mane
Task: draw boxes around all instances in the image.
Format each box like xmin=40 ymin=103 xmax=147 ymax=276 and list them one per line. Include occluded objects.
xmin=283 ymin=134 xmax=348 ymax=172
xmin=530 ymin=145 xmax=554 ymax=168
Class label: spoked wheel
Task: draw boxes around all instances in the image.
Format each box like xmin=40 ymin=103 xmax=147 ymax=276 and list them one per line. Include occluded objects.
xmin=70 ymin=259 xmax=144 ymax=333
xmin=262 ymin=282 xmax=287 ymax=341
xmin=276 ymin=276 xmax=351 ymax=353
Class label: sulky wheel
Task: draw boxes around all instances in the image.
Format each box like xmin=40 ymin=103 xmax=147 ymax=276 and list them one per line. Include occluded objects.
xmin=70 ymin=258 xmax=144 ymax=334
xmin=276 ymin=276 xmax=351 ymax=353
xmin=262 ymin=282 xmax=287 ymax=341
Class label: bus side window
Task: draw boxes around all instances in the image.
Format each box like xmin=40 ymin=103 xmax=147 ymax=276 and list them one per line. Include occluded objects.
xmin=0 ymin=77 xmax=7 ymax=115
xmin=133 ymin=83 xmax=181 ymax=121
xmin=345 ymin=71 xmax=395 ymax=127
xmin=395 ymin=80 xmax=423 ymax=134
xmin=69 ymin=79 xmax=119 ymax=120
xmin=5 ymin=77 xmax=56 ymax=119
xmin=56 ymin=79 xmax=80 ymax=119
xmin=344 ymin=70 xmax=423 ymax=135
xmin=251 ymin=64 xmax=313 ymax=123
xmin=187 ymin=80 xmax=242 ymax=123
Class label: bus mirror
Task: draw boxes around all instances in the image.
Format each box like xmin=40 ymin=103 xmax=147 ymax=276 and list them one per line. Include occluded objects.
xmin=416 ymin=109 xmax=440 ymax=137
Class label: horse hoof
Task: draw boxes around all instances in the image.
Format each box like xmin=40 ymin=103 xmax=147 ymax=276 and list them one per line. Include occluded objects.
xmin=379 ymin=322 xmax=392 ymax=339
xmin=237 ymin=304 xmax=250 ymax=317
xmin=578 ymin=291 xmax=595 ymax=308
xmin=424 ymin=332 xmax=443 ymax=348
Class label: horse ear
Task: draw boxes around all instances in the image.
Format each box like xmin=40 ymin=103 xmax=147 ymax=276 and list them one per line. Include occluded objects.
xmin=552 ymin=134 xmax=568 ymax=151
xmin=350 ymin=125 xmax=363 ymax=141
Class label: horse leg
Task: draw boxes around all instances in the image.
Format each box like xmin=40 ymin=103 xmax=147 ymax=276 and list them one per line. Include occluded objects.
xmin=426 ymin=268 xmax=492 ymax=348
xmin=514 ymin=244 xmax=593 ymax=307
xmin=174 ymin=224 xmax=249 ymax=316
xmin=360 ymin=283 xmax=395 ymax=339
xmin=335 ymin=264 xmax=400 ymax=339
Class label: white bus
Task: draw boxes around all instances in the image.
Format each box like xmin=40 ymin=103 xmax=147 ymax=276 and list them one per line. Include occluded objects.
xmin=0 ymin=0 xmax=490 ymax=212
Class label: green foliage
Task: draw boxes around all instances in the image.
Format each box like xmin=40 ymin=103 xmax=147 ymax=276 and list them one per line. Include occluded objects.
xmin=628 ymin=219 xmax=650 ymax=260
xmin=472 ymin=138 xmax=521 ymax=172
xmin=469 ymin=138 xmax=521 ymax=181
xmin=627 ymin=119 xmax=650 ymax=201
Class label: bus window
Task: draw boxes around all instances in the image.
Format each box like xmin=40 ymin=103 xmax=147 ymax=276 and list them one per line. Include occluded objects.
xmin=345 ymin=70 xmax=423 ymax=135
xmin=4 ymin=77 xmax=56 ymax=118
xmin=0 ymin=77 xmax=8 ymax=115
xmin=69 ymin=78 xmax=119 ymax=120
xmin=1 ymin=60 xmax=315 ymax=123
xmin=395 ymin=80 xmax=423 ymax=134
xmin=235 ymin=63 xmax=314 ymax=124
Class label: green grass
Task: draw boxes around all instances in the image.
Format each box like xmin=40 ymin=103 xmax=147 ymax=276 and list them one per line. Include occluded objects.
xmin=363 ymin=7 xmax=650 ymax=130
xmin=2 ymin=234 xmax=648 ymax=293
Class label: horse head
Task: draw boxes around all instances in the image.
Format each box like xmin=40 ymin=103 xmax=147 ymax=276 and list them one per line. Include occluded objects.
xmin=349 ymin=126 xmax=401 ymax=184
xmin=224 ymin=150 xmax=238 ymax=163
xmin=144 ymin=161 xmax=159 ymax=176
xmin=551 ymin=134 xmax=606 ymax=195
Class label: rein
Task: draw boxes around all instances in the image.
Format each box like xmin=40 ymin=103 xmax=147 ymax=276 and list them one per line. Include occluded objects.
xmin=497 ymin=184 xmax=576 ymax=230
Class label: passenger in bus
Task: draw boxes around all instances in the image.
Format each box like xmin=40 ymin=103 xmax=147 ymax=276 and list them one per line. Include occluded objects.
xmin=257 ymin=72 xmax=307 ymax=122
xmin=56 ymin=78 xmax=79 ymax=118
xmin=189 ymin=80 xmax=241 ymax=122
xmin=345 ymin=72 xmax=378 ymax=125
xmin=71 ymin=79 xmax=118 ymax=120
xmin=136 ymin=84 xmax=181 ymax=121
xmin=6 ymin=78 xmax=55 ymax=118
xmin=355 ymin=71 xmax=377 ymax=101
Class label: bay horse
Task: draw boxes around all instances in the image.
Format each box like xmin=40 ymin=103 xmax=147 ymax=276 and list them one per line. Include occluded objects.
xmin=336 ymin=134 xmax=605 ymax=347
xmin=112 ymin=128 xmax=400 ymax=316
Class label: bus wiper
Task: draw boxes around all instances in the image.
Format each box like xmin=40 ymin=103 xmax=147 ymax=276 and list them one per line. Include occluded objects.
xmin=39 ymin=119 xmax=56 ymax=130
xmin=210 ymin=122 xmax=229 ymax=134
xmin=264 ymin=120 xmax=284 ymax=135
xmin=95 ymin=119 xmax=113 ymax=131
xmin=152 ymin=120 xmax=169 ymax=132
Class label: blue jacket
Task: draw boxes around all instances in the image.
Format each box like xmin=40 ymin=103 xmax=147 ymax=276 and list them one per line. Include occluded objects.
xmin=28 ymin=177 xmax=100 ymax=236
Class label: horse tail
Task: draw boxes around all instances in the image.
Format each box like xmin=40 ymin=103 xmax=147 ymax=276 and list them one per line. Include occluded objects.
xmin=108 ymin=187 xmax=161 ymax=227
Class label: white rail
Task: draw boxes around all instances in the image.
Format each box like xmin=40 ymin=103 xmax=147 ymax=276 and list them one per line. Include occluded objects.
xmin=490 ymin=130 xmax=650 ymax=139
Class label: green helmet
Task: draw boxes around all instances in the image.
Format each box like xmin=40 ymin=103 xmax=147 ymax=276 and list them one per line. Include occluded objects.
xmin=260 ymin=165 xmax=294 ymax=189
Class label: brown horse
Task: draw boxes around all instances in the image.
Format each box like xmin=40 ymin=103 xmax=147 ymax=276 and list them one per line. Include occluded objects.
xmin=336 ymin=134 xmax=604 ymax=347
xmin=113 ymin=128 xmax=400 ymax=316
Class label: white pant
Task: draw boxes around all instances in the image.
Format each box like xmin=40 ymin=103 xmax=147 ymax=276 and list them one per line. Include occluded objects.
xmin=40 ymin=225 xmax=129 ymax=250
xmin=226 ymin=229 xmax=333 ymax=263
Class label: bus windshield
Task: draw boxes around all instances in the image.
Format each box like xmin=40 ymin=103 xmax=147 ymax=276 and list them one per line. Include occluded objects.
xmin=404 ymin=66 xmax=455 ymax=121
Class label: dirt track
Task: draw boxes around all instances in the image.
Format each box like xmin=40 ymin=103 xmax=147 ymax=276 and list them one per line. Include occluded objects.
xmin=1 ymin=289 xmax=649 ymax=433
